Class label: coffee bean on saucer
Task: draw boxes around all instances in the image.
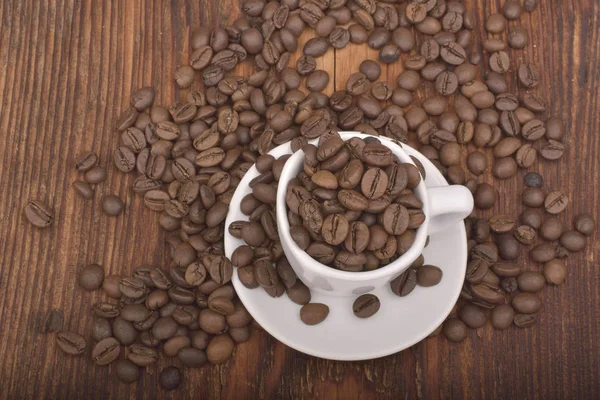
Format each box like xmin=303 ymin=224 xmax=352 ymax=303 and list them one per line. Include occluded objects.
xmin=353 ymin=294 xmax=380 ymax=318
xmin=300 ymin=303 xmax=329 ymax=325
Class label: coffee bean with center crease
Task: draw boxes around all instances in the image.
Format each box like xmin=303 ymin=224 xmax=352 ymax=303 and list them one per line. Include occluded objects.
xmin=514 ymin=313 xmax=537 ymax=328
xmin=92 ymin=337 xmax=121 ymax=365
xmin=540 ymin=140 xmax=565 ymax=160
xmin=208 ymin=256 xmax=233 ymax=285
xmin=440 ymin=42 xmax=466 ymax=65
xmin=25 ymin=200 xmax=54 ymax=228
xmin=353 ymin=294 xmax=380 ymax=318
xmin=545 ymin=191 xmax=568 ymax=214
xmin=56 ymin=332 xmax=87 ymax=355
xmin=254 ymin=259 xmax=279 ymax=289
xmin=390 ymin=268 xmax=418 ymax=297
xmin=75 ymin=151 xmax=99 ymax=172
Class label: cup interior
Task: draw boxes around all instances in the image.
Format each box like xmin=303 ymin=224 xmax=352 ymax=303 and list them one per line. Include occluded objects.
xmin=276 ymin=132 xmax=430 ymax=282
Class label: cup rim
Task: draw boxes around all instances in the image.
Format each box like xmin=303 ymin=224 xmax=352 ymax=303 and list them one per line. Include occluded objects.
xmin=276 ymin=132 xmax=430 ymax=282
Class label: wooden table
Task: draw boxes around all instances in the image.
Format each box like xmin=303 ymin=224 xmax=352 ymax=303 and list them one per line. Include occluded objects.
xmin=1 ymin=0 xmax=599 ymax=398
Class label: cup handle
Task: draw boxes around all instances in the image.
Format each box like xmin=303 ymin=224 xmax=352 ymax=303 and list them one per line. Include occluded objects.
xmin=426 ymin=185 xmax=474 ymax=235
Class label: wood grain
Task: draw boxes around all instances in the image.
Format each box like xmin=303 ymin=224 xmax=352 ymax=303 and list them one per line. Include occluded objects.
xmin=0 ymin=0 xmax=599 ymax=399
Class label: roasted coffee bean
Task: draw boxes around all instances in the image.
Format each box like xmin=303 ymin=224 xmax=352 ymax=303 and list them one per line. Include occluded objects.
xmin=300 ymin=303 xmax=329 ymax=325
xmin=489 ymin=51 xmax=510 ymax=73
xmin=512 ymin=293 xmax=542 ymax=314
xmin=474 ymin=183 xmax=496 ymax=209
xmin=488 ymin=214 xmax=515 ymax=233
xmin=92 ymin=337 xmax=121 ymax=366
xmin=514 ymin=313 xmax=536 ymax=328
xmin=530 ymin=243 xmax=558 ymax=263
xmin=544 ymin=259 xmax=566 ymax=285
xmin=458 ymin=304 xmax=486 ymax=328
xmin=417 ymin=265 xmax=443 ymax=287
xmin=443 ymin=319 xmax=467 ymax=342
xmin=544 ymin=191 xmax=568 ymax=214
xmin=515 ymin=225 xmax=537 ymax=244
xmin=508 ymin=26 xmax=528 ymax=49
xmin=574 ymin=213 xmax=595 ymax=236
xmin=114 ymin=359 xmax=140 ymax=384
xmin=390 ymin=268 xmax=417 ymax=297
xmin=102 ymin=195 xmax=124 ymax=216
xmin=24 ymin=200 xmax=54 ymax=228
xmin=440 ymin=42 xmax=466 ymax=65
xmin=352 ymin=294 xmax=380 ymax=318
xmin=517 ymin=271 xmax=545 ymax=293
xmin=559 ymin=230 xmax=586 ymax=252
xmin=56 ymin=331 xmax=87 ymax=356
xmin=492 ymin=305 xmax=515 ymax=329
xmin=78 ymin=263 xmax=105 ymax=291
xmin=75 ymin=151 xmax=99 ymax=172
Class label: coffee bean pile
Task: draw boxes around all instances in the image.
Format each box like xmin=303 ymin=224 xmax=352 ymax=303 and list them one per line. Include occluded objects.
xmin=287 ymin=134 xmax=426 ymax=271
xmin=32 ymin=0 xmax=595 ymax=388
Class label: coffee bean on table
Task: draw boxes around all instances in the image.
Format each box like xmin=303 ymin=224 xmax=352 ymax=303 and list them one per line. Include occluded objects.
xmin=560 ymin=230 xmax=586 ymax=252
xmin=530 ymin=242 xmax=557 ymax=263
xmin=75 ymin=151 xmax=99 ymax=172
xmin=540 ymin=216 xmax=563 ymax=241
xmin=160 ymin=366 xmax=182 ymax=390
xmin=540 ymin=139 xmax=565 ymax=160
xmin=300 ymin=303 xmax=329 ymax=325
xmin=491 ymin=304 xmax=515 ymax=329
xmin=359 ymin=60 xmax=381 ymax=81
xmin=474 ymin=183 xmax=496 ymax=209
xmin=85 ymin=166 xmax=107 ymax=184
xmin=508 ymin=26 xmax=528 ymax=49
xmin=127 ymin=344 xmax=158 ymax=366
xmin=489 ymin=51 xmax=510 ymax=74
xmin=458 ymin=304 xmax=486 ymax=328
xmin=115 ymin=359 xmax=140 ymax=384
xmin=353 ymin=294 xmax=380 ymax=318
xmin=518 ymin=63 xmax=539 ymax=88
xmin=417 ymin=265 xmax=443 ymax=287
xmin=514 ymin=313 xmax=537 ymax=328
xmin=443 ymin=319 xmax=467 ymax=342
xmin=543 ymin=259 xmax=566 ymax=285
xmin=485 ymin=13 xmax=506 ymax=33
xmin=79 ymin=263 xmax=105 ymax=291
xmin=101 ymin=195 xmax=124 ymax=216
xmin=42 ymin=309 xmax=64 ymax=333
xmin=73 ymin=180 xmax=95 ymax=199
xmin=56 ymin=331 xmax=87 ymax=355
xmin=544 ymin=190 xmax=568 ymax=214
xmin=206 ymin=334 xmax=234 ymax=363
xmin=24 ymin=200 xmax=54 ymax=228
xmin=573 ymin=213 xmax=595 ymax=236
xmin=92 ymin=337 xmax=121 ymax=365
xmin=512 ymin=293 xmax=542 ymax=314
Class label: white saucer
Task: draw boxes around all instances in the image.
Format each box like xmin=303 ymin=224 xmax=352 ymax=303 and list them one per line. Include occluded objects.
xmin=224 ymin=141 xmax=467 ymax=361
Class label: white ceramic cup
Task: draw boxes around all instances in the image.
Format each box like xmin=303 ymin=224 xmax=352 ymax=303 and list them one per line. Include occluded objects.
xmin=276 ymin=132 xmax=474 ymax=297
